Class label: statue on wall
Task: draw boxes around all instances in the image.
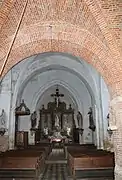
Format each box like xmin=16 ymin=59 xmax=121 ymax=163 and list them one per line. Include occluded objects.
xmin=30 ymin=111 xmax=37 ymax=129
xmin=107 ymin=113 xmax=110 ymax=127
xmin=0 ymin=109 xmax=6 ymax=135
xmin=107 ymin=113 xmax=113 ymax=137
xmin=88 ymin=107 xmax=96 ymax=131
xmin=77 ymin=111 xmax=83 ymax=129
xmin=44 ymin=127 xmax=48 ymax=136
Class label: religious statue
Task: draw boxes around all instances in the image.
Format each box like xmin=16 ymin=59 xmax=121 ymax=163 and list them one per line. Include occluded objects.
xmin=51 ymin=87 xmax=64 ymax=108
xmin=67 ymin=127 xmax=71 ymax=136
xmin=88 ymin=107 xmax=96 ymax=131
xmin=0 ymin=109 xmax=6 ymax=135
xmin=30 ymin=111 xmax=37 ymax=129
xmin=107 ymin=113 xmax=113 ymax=137
xmin=107 ymin=113 xmax=110 ymax=127
xmin=55 ymin=114 xmax=60 ymax=127
xmin=77 ymin=111 xmax=83 ymax=129
xmin=44 ymin=127 xmax=48 ymax=136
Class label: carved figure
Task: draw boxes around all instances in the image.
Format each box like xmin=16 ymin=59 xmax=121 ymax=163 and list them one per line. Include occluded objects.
xmin=107 ymin=113 xmax=110 ymax=127
xmin=55 ymin=114 xmax=60 ymax=127
xmin=0 ymin=109 xmax=6 ymax=135
xmin=88 ymin=107 xmax=96 ymax=131
xmin=44 ymin=127 xmax=48 ymax=135
xmin=30 ymin=111 xmax=37 ymax=129
xmin=0 ymin=109 xmax=6 ymax=128
xmin=77 ymin=111 xmax=83 ymax=129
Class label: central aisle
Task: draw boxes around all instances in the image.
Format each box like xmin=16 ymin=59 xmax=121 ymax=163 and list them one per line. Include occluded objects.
xmin=40 ymin=163 xmax=72 ymax=180
xmin=40 ymin=148 xmax=72 ymax=179
xmin=45 ymin=148 xmax=67 ymax=163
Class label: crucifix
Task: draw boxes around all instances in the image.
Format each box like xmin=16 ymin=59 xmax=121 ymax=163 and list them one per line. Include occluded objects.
xmin=51 ymin=86 xmax=64 ymax=107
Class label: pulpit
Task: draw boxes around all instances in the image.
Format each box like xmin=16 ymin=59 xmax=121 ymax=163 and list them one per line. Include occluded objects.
xmin=15 ymin=100 xmax=30 ymax=147
xmin=16 ymin=131 xmax=28 ymax=148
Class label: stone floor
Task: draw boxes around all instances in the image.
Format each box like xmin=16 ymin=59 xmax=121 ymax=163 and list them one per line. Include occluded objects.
xmin=40 ymin=163 xmax=72 ymax=180
xmin=45 ymin=148 xmax=67 ymax=164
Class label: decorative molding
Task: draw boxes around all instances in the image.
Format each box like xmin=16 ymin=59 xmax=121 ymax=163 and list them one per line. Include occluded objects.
xmin=15 ymin=99 xmax=30 ymax=115
xmin=108 ymin=126 xmax=117 ymax=131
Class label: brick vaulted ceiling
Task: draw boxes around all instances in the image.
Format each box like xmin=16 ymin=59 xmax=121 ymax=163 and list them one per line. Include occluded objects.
xmin=0 ymin=0 xmax=122 ymax=96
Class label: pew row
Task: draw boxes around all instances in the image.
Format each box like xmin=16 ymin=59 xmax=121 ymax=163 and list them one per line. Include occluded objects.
xmin=67 ymin=148 xmax=114 ymax=179
xmin=0 ymin=146 xmax=50 ymax=180
xmin=64 ymin=144 xmax=96 ymax=159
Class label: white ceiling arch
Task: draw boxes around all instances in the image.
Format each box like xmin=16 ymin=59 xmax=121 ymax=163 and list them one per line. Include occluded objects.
xmin=17 ymin=64 xmax=94 ymax=104
xmin=31 ymin=79 xmax=83 ymax=114
xmin=11 ymin=52 xmax=101 ymax=114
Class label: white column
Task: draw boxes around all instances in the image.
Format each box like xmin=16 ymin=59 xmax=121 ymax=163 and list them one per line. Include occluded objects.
xmin=98 ymin=75 xmax=104 ymax=149
xmin=8 ymin=106 xmax=15 ymax=149
xmin=94 ymin=105 xmax=100 ymax=148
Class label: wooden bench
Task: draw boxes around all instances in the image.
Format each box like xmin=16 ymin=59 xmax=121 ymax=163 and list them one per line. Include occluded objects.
xmin=27 ymin=145 xmax=51 ymax=156
xmin=65 ymin=144 xmax=97 ymax=159
xmin=68 ymin=149 xmax=114 ymax=179
xmin=0 ymin=149 xmax=46 ymax=179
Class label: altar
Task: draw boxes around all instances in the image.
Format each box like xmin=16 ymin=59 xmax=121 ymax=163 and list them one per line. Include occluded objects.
xmin=34 ymin=87 xmax=75 ymax=144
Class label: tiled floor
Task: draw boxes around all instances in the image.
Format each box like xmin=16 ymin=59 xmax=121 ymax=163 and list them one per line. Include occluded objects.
xmin=47 ymin=148 xmax=65 ymax=160
xmin=45 ymin=148 xmax=67 ymax=164
xmin=40 ymin=163 xmax=72 ymax=180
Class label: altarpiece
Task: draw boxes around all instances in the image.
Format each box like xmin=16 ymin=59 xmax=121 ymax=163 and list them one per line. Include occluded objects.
xmin=34 ymin=88 xmax=75 ymax=144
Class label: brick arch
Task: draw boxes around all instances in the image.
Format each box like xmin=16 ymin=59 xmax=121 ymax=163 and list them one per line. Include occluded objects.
xmin=1 ymin=37 xmax=120 ymax=97
xmin=0 ymin=0 xmax=121 ymax=98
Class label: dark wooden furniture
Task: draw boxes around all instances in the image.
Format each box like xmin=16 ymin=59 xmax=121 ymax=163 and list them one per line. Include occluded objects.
xmin=16 ymin=131 xmax=28 ymax=148
xmin=0 ymin=147 xmax=47 ymax=179
xmin=15 ymin=100 xmax=30 ymax=148
xmin=67 ymin=145 xmax=114 ymax=179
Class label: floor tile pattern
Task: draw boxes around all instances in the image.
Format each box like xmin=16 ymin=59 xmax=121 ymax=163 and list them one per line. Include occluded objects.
xmin=47 ymin=148 xmax=65 ymax=160
xmin=40 ymin=163 xmax=72 ymax=180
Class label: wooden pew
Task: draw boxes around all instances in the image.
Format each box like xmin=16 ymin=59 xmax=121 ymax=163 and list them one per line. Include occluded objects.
xmin=65 ymin=143 xmax=96 ymax=159
xmin=67 ymin=148 xmax=114 ymax=179
xmin=27 ymin=144 xmax=52 ymax=156
xmin=0 ymin=149 xmax=46 ymax=180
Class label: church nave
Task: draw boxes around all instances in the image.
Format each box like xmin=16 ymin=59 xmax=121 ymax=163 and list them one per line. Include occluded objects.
xmin=0 ymin=52 xmax=115 ymax=179
xmin=0 ymin=0 xmax=121 ymax=179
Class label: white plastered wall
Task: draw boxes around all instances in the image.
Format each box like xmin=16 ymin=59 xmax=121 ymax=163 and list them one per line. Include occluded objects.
xmin=0 ymin=52 xmax=110 ymax=149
